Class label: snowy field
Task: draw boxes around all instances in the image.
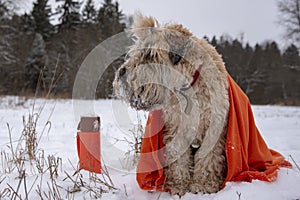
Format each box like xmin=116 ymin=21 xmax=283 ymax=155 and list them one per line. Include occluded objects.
xmin=0 ymin=96 xmax=300 ymax=200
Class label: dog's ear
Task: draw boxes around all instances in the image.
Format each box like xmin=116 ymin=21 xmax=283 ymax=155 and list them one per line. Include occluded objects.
xmin=132 ymin=12 xmax=159 ymax=39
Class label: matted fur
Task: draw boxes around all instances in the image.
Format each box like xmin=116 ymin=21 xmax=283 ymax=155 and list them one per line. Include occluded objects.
xmin=113 ymin=14 xmax=229 ymax=196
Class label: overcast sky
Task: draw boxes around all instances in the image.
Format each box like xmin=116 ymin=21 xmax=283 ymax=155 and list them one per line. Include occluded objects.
xmin=22 ymin=0 xmax=286 ymax=46
xmin=118 ymin=0 xmax=285 ymax=46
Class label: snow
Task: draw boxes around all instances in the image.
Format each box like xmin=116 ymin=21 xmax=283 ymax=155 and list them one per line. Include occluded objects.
xmin=0 ymin=96 xmax=300 ymax=199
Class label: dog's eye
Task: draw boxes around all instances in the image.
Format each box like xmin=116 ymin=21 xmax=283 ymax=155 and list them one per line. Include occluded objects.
xmin=169 ymin=51 xmax=182 ymax=65
xmin=144 ymin=49 xmax=151 ymax=60
xmin=140 ymin=85 xmax=145 ymax=94
xmin=119 ymin=67 xmax=126 ymax=77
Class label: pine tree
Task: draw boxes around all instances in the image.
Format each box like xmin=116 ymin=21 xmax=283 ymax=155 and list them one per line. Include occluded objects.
xmin=0 ymin=3 xmax=15 ymax=93
xmin=246 ymin=44 xmax=268 ymax=103
xmin=282 ymin=44 xmax=300 ymax=67
xmin=0 ymin=1 xmax=12 ymax=65
xmin=210 ymin=36 xmax=217 ymax=46
xmin=261 ymin=42 xmax=283 ymax=103
xmin=31 ymin=0 xmax=53 ymax=39
xmin=0 ymin=0 xmax=8 ymax=19
xmin=24 ymin=33 xmax=49 ymax=92
xmin=0 ymin=0 xmax=16 ymax=19
xmin=0 ymin=14 xmax=37 ymax=94
xmin=281 ymin=44 xmax=300 ymax=103
xmin=241 ymin=43 xmax=254 ymax=95
xmin=228 ymin=39 xmax=244 ymax=83
xmin=82 ymin=0 xmax=96 ymax=23
xmin=20 ymin=13 xmax=36 ymax=33
xmin=0 ymin=24 xmax=16 ymax=66
xmin=56 ymin=0 xmax=82 ymax=29
xmin=97 ymin=0 xmax=125 ymax=38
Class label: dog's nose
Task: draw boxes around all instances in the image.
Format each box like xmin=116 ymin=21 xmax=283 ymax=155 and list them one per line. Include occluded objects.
xmin=119 ymin=67 xmax=126 ymax=77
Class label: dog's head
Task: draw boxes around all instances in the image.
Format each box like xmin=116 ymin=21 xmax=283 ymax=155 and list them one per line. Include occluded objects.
xmin=113 ymin=13 xmax=206 ymax=111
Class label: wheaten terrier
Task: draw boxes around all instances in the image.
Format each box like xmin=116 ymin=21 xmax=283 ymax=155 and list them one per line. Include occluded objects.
xmin=113 ymin=13 xmax=229 ymax=196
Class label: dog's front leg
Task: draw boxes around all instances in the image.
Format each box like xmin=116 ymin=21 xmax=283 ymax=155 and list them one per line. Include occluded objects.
xmin=189 ymin=135 xmax=227 ymax=194
xmin=164 ymin=146 xmax=192 ymax=197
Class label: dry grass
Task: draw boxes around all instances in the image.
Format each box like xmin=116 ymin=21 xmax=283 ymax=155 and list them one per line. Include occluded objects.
xmin=289 ymin=155 xmax=300 ymax=171
xmin=236 ymin=191 xmax=242 ymax=200
xmin=36 ymin=174 xmax=63 ymax=200
xmin=62 ymin=158 xmax=117 ymax=199
xmin=113 ymin=111 xmax=146 ymax=169
xmin=0 ymin=64 xmax=119 ymax=199
xmin=0 ymin=96 xmax=61 ymax=199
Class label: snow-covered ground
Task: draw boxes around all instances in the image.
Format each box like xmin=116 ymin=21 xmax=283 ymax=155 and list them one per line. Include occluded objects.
xmin=0 ymin=96 xmax=299 ymax=200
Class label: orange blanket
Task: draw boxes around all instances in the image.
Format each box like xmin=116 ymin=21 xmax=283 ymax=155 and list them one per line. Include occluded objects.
xmin=136 ymin=74 xmax=291 ymax=191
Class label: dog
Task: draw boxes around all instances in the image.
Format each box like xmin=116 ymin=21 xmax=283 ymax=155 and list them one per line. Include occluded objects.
xmin=113 ymin=13 xmax=229 ymax=196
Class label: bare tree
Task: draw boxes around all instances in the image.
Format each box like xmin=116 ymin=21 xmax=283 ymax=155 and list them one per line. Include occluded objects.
xmin=278 ymin=0 xmax=300 ymax=46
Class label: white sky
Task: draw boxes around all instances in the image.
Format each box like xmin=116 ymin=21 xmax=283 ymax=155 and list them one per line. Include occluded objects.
xmin=118 ymin=0 xmax=286 ymax=46
xmin=22 ymin=0 xmax=287 ymax=46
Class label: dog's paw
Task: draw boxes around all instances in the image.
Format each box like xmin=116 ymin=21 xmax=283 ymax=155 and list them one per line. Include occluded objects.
xmin=189 ymin=183 xmax=203 ymax=194
xmin=189 ymin=182 xmax=220 ymax=194
xmin=190 ymin=184 xmax=200 ymax=194
xmin=169 ymin=187 xmax=187 ymax=197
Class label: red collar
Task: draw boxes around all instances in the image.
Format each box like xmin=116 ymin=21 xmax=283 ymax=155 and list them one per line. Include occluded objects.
xmin=179 ymin=64 xmax=203 ymax=91
xmin=174 ymin=64 xmax=203 ymax=114
xmin=190 ymin=64 xmax=203 ymax=87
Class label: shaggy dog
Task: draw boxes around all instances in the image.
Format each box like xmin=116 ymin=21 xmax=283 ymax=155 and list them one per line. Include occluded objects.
xmin=113 ymin=14 xmax=229 ymax=196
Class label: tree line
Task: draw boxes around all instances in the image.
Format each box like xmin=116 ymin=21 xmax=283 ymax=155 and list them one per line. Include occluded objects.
xmin=0 ymin=0 xmax=299 ymax=105
xmin=210 ymin=36 xmax=300 ymax=105
xmin=0 ymin=0 xmax=126 ymax=98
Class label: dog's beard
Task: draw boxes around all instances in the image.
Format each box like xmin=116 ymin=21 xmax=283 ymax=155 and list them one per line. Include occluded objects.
xmin=114 ymin=79 xmax=165 ymax=111
xmin=113 ymin=66 xmax=167 ymax=111
xmin=129 ymin=89 xmax=155 ymax=110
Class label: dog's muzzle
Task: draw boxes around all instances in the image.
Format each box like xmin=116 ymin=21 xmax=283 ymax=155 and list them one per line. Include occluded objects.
xmin=129 ymin=94 xmax=152 ymax=110
xmin=116 ymin=72 xmax=153 ymax=111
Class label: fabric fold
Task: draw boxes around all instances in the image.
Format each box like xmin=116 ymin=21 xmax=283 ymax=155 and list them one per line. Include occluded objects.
xmin=136 ymin=109 xmax=167 ymax=191
xmin=136 ymin=73 xmax=292 ymax=191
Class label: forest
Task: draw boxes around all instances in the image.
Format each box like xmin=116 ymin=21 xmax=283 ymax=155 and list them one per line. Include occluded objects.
xmin=0 ymin=0 xmax=299 ymax=105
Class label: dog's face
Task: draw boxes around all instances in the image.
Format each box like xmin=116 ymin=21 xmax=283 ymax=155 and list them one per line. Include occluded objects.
xmin=113 ymin=14 xmax=203 ymax=111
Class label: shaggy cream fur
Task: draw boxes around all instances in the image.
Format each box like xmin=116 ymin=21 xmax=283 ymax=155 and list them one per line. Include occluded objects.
xmin=113 ymin=13 xmax=229 ymax=196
